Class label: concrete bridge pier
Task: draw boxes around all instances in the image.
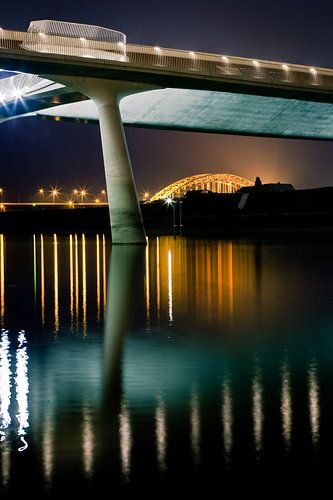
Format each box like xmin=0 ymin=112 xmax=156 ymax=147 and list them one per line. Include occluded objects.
xmin=95 ymin=86 xmax=146 ymax=244
xmin=52 ymin=77 xmax=152 ymax=244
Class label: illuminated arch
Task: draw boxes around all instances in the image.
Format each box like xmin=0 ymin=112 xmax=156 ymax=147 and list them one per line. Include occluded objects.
xmin=150 ymin=173 xmax=254 ymax=201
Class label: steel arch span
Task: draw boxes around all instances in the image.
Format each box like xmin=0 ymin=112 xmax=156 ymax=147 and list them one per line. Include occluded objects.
xmin=150 ymin=173 xmax=254 ymax=201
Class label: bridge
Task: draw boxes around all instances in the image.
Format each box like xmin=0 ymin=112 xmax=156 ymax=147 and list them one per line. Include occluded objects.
xmin=150 ymin=174 xmax=254 ymax=201
xmin=1 ymin=20 xmax=333 ymax=243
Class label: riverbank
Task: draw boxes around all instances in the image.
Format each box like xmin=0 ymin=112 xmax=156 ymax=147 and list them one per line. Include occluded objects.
xmin=0 ymin=186 xmax=333 ymax=237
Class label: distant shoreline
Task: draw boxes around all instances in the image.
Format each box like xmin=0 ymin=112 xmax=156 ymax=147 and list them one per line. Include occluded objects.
xmin=1 ymin=187 xmax=333 ymax=238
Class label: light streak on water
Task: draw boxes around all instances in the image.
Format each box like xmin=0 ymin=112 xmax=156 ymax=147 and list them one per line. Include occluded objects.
xmin=119 ymin=400 xmax=132 ymax=481
xmin=0 ymin=330 xmax=11 ymax=441
xmin=145 ymin=238 xmax=150 ymax=326
xmin=156 ymin=237 xmax=161 ymax=322
xmin=53 ymin=235 xmax=59 ymax=334
xmin=82 ymin=406 xmax=94 ymax=478
xmin=308 ymin=359 xmax=320 ymax=447
xmin=0 ymin=234 xmax=5 ymax=324
xmin=74 ymin=234 xmax=79 ymax=327
xmin=190 ymin=387 xmax=200 ymax=465
xmin=252 ymin=360 xmax=263 ymax=455
xmin=1 ymin=443 xmax=10 ymax=488
xmin=155 ymin=393 xmax=167 ymax=473
xmin=69 ymin=234 xmax=74 ymax=328
xmin=96 ymin=234 xmax=101 ymax=321
xmin=227 ymin=242 xmax=234 ymax=314
xmin=222 ymin=376 xmax=233 ymax=462
xmin=15 ymin=330 xmax=29 ymax=452
xmin=102 ymin=234 xmax=106 ymax=315
xmin=281 ymin=358 xmax=292 ymax=450
xmin=82 ymin=234 xmax=87 ymax=335
xmin=33 ymin=235 xmax=37 ymax=306
xmin=168 ymin=249 xmax=173 ymax=325
xmin=42 ymin=413 xmax=53 ymax=486
xmin=40 ymin=235 xmax=45 ymax=326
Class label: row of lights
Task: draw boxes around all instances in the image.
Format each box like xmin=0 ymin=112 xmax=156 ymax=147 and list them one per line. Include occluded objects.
xmin=38 ymin=188 xmax=107 ymax=203
xmin=151 ymin=46 xmax=319 ymax=76
xmin=0 ymin=26 xmax=320 ymax=76
xmin=0 ymin=188 xmax=107 ymax=204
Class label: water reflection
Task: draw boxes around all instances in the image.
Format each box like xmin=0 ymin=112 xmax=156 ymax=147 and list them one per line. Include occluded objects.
xmin=96 ymin=235 xmax=101 ymax=322
xmin=190 ymin=386 xmax=200 ymax=466
xmin=1 ymin=443 xmax=10 ymax=489
xmin=15 ymin=331 xmax=29 ymax=451
xmin=102 ymin=234 xmax=106 ymax=315
xmin=40 ymin=234 xmax=45 ymax=326
xmin=308 ymin=359 xmax=320 ymax=447
xmin=42 ymin=412 xmax=54 ymax=487
xmin=82 ymin=234 xmax=87 ymax=336
xmin=33 ymin=235 xmax=37 ymax=306
xmin=281 ymin=356 xmax=292 ymax=450
xmin=82 ymin=406 xmax=94 ymax=478
xmin=119 ymin=399 xmax=132 ymax=481
xmin=167 ymin=248 xmax=173 ymax=325
xmin=53 ymin=235 xmax=59 ymax=335
xmin=252 ymin=359 xmax=263 ymax=455
xmin=0 ymin=235 xmax=5 ymax=325
xmin=155 ymin=392 xmax=167 ymax=473
xmin=0 ymin=330 xmax=11 ymax=441
xmin=0 ymin=235 xmax=331 ymax=493
xmin=222 ymin=374 xmax=233 ymax=462
xmin=145 ymin=239 xmax=150 ymax=327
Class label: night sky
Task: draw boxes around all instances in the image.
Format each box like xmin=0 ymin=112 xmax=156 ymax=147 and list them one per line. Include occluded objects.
xmin=1 ymin=0 xmax=333 ymax=200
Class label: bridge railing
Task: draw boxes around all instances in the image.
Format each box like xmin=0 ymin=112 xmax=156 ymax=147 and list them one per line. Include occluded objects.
xmin=1 ymin=28 xmax=333 ymax=92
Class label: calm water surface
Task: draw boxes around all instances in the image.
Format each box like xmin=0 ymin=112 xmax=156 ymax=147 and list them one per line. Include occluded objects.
xmin=0 ymin=233 xmax=332 ymax=495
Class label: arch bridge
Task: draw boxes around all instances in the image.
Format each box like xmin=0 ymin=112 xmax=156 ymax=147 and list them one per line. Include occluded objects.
xmin=150 ymin=174 xmax=254 ymax=201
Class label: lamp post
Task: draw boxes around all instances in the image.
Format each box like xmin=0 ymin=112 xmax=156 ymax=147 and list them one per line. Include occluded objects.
xmin=165 ymin=197 xmax=176 ymax=237
xmin=50 ymin=188 xmax=59 ymax=204
xmin=179 ymin=200 xmax=183 ymax=236
xmin=80 ymin=189 xmax=87 ymax=204
xmin=0 ymin=188 xmax=3 ymax=203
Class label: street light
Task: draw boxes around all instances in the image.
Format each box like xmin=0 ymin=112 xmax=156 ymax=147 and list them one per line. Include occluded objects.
xmin=38 ymin=188 xmax=44 ymax=202
xmin=0 ymin=188 xmax=3 ymax=203
xmin=80 ymin=189 xmax=87 ymax=204
xmin=50 ymin=187 xmax=60 ymax=204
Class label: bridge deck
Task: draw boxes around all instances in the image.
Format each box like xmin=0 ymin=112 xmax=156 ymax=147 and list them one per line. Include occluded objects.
xmin=1 ymin=28 xmax=333 ymax=140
